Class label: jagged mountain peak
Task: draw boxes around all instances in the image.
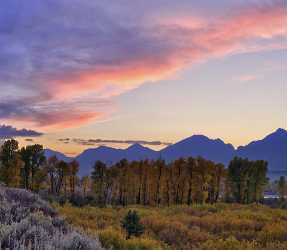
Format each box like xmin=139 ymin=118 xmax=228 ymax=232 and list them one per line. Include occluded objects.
xmin=182 ymin=134 xmax=211 ymax=142
xmin=268 ymin=128 xmax=287 ymax=138
xmin=241 ymin=128 xmax=287 ymax=149
xmin=44 ymin=148 xmax=73 ymax=162
xmin=127 ymin=143 xmax=146 ymax=150
xmin=161 ymin=133 xmax=235 ymax=165
xmin=172 ymin=134 xmax=234 ymax=150
xmin=237 ymin=128 xmax=287 ymax=171
xmin=96 ymin=145 xmax=117 ymax=151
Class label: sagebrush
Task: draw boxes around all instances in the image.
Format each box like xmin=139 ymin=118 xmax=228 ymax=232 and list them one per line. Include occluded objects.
xmin=0 ymin=185 xmax=104 ymax=250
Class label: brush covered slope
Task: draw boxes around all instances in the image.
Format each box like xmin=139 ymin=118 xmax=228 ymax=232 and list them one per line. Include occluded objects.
xmin=0 ymin=184 xmax=104 ymax=250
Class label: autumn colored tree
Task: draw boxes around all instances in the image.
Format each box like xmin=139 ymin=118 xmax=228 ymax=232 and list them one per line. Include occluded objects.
xmin=44 ymin=156 xmax=58 ymax=194
xmin=69 ymin=160 xmax=79 ymax=194
xmin=279 ymin=176 xmax=286 ymax=202
xmin=154 ymin=159 xmax=165 ymax=205
xmin=81 ymin=176 xmax=92 ymax=196
xmin=92 ymin=160 xmax=108 ymax=205
xmin=228 ymin=157 xmax=250 ymax=203
xmin=0 ymin=139 xmax=23 ymax=187
xmin=88 ymin=156 xmax=227 ymax=207
xmin=186 ymin=157 xmax=196 ymax=205
xmin=19 ymin=144 xmax=45 ymax=190
xmin=248 ymin=160 xmax=268 ymax=203
xmin=55 ymin=160 xmax=69 ymax=195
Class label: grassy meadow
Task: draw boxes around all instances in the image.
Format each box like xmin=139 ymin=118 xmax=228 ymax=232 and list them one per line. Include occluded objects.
xmin=56 ymin=203 xmax=287 ymax=250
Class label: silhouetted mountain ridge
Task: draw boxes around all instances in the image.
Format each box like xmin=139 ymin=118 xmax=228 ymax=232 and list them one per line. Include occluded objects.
xmin=44 ymin=149 xmax=73 ymax=162
xmin=237 ymin=128 xmax=287 ymax=171
xmin=160 ymin=134 xmax=235 ymax=165
xmin=45 ymin=128 xmax=287 ymax=176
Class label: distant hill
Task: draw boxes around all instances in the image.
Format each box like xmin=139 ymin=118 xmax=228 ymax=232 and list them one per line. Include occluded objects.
xmin=44 ymin=128 xmax=287 ymax=176
xmin=124 ymin=143 xmax=159 ymax=161
xmin=75 ymin=146 xmax=124 ymax=176
xmin=160 ymin=135 xmax=235 ymax=165
xmin=237 ymin=128 xmax=287 ymax=171
xmin=75 ymin=144 xmax=160 ymax=176
xmin=44 ymin=149 xmax=73 ymax=162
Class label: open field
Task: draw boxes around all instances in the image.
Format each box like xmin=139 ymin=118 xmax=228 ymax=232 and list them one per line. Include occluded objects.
xmin=56 ymin=203 xmax=287 ymax=250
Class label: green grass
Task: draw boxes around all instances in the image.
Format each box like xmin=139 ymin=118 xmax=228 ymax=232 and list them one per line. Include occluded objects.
xmin=55 ymin=203 xmax=287 ymax=250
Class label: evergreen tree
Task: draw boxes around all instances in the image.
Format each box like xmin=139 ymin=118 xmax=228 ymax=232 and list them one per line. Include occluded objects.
xmin=121 ymin=210 xmax=144 ymax=239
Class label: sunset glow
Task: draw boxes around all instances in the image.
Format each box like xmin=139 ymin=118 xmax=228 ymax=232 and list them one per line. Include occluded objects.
xmin=1 ymin=0 xmax=287 ymax=154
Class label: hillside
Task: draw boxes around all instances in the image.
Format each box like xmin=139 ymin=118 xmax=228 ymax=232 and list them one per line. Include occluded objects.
xmin=0 ymin=184 xmax=103 ymax=250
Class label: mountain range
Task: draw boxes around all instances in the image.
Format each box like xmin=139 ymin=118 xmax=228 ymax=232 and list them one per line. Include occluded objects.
xmin=44 ymin=149 xmax=73 ymax=163
xmin=44 ymin=128 xmax=287 ymax=176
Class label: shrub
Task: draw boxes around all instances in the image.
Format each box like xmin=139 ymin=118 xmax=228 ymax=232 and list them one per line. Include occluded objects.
xmin=0 ymin=186 xmax=103 ymax=250
xmin=56 ymin=203 xmax=287 ymax=250
xmin=99 ymin=229 xmax=125 ymax=250
xmin=69 ymin=193 xmax=87 ymax=207
xmin=125 ymin=238 xmax=168 ymax=250
xmin=198 ymin=237 xmax=258 ymax=250
xmin=98 ymin=229 xmax=168 ymax=250
xmin=259 ymin=222 xmax=287 ymax=243
xmin=121 ymin=210 xmax=144 ymax=239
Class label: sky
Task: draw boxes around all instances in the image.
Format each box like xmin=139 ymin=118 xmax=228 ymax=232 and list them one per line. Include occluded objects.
xmin=0 ymin=0 xmax=287 ymax=155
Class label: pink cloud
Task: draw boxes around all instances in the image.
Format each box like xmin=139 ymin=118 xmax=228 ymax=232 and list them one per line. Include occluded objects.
xmin=49 ymin=59 xmax=179 ymax=100
xmin=54 ymin=1 xmax=287 ymax=98
xmin=1 ymin=0 xmax=287 ymax=129
xmin=233 ymin=74 xmax=260 ymax=82
xmin=3 ymin=110 xmax=103 ymax=130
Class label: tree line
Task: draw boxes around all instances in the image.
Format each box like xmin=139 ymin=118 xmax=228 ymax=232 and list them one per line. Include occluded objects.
xmin=0 ymin=139 xmax=270 ymax=205
xmin=0 ymin=139 xmax=79 ymax=195
xmin=91 ymin=156 xmax=268 ymax=206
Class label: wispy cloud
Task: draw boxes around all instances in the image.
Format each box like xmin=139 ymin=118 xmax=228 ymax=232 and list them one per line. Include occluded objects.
xmin=60 ymin=138 xmax=171 ymax=146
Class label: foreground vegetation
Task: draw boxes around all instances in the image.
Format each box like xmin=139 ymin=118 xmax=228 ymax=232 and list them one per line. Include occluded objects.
xmin=0 ymin=185 xmax=103 ymax=250
xmin=57 ymin=203 xmax=287 ymax=250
